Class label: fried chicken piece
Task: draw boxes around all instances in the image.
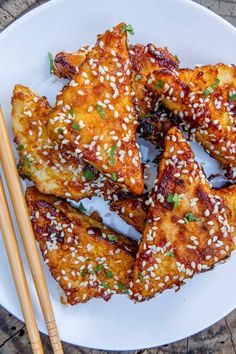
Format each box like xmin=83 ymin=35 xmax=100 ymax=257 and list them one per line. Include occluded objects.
xmin=47 ymin=23 xmax=144 ymax=194
xmin=52 ymin=43 xmax=178 ymax=146
xmin=146 ymin=64 xmax=236 ymax=172
xmin=110 ymin=196 xmax=148 ymax=233
xmin=12 ymin=84 xmax=122 ymax=201
xmin=26 ymin=187 xmax=137 ymax=304
xmin=131 ymin=126 xmax=235 ymax=301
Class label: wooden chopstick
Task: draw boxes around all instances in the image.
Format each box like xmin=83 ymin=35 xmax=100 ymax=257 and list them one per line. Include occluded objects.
xmin=0 ymin=107 xmax=63 ymax=354
xmin=0 ymin=176 xmax=44 ymax=354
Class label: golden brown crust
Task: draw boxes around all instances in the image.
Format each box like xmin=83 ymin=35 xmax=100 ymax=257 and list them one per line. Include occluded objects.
xmin=131 ymin=127 xmax=235 ymax=301
xmin=146 ymin=64 xmax=236 ymax=171
xmin=12 ymin=84 xmax=122 ymax=201
xmin=47 ymin=23 xmax=144 ymax=195
xmin=53 ymin=43 xmax=178 ymax=146
xmin=110 ymin=196 xmax=148 ymax=233
xmin=26 ymin=187 xmax=137 ymax=304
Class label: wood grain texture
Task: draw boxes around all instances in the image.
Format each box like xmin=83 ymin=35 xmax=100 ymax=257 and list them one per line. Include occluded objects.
xmin=0 ymin=0 xmax=235 ymax=353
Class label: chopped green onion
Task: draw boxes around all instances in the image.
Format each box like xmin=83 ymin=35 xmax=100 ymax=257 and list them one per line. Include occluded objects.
xmin=121 ymin=24 xmax=134 ymax=35
xmin=78 ymin=202 xmax=87 ymax=212
xmin=155 ymin=80 xmax=164 ymax=89
xmin=111 ymin=172 xmax=117 ymax=181
xmin=69 ymin=108 xmax=74 ymax=117
xmin=97 ymin=104 xmax=105 ymax=118
xmin=166 ymin=250 xmax=174 ymax=257
xmin=58 ymin=128 xmax=63 ymax=134
xmin=229 ymin=93 xmax=236 ymax=102
xmin=117 ymin=281 xmax=129 ymax=294
xmin=101 ymin=282 xmax=109 ymax=289
xmin=17 ymin=144 xmax=24 ymax=151
xmin=94 ymin=264 xmax=104 ymax=272
xmin=48 ymin=52 xmax=55 ymax=74
xmin=135 ymin=74 xmax=142 ymax=81
xmin=167 ymin=193 xmax=180 ymax=209
xmin=105 ymin=270 xmax=113 ymax=279
xmin=109 ymin=144 xmax=116 ymax=166
xmin=139 ymin=273 xmax=144 ymax=281
xmin=184 ymin=212 xmax=201 ymax=224
xmin=23 ymin=156 xmax=31 ymax=168
xmin=81 ymin=270 xmax=86 ymax=277
xmin=203 ymin=79 xmax=220 ymax=97
xmin=107 ymin=234 xmax=118 ymax=242
xmin=83 ymin=169 xmax=95 ymax=180
xmin=72 ymin=119 xmax=81 ymax=131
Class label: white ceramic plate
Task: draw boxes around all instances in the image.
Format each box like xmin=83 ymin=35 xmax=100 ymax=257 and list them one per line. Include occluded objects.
xmin=0 ymin=0 xmax=236 ymax=350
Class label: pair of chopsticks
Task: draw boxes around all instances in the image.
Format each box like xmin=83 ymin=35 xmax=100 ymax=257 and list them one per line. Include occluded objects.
xmin=0 ymin=107 xmax=63 ymax=354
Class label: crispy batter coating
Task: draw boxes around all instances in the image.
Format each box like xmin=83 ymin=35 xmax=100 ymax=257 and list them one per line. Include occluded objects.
xmin=54 ymin=47 xmax=89 ymax=79
xmin=52 ymin=43 xmax=178 ymax=146
xmin=146 ymin=64 xmax=236 ymax=172
xmin=110 ymin=196 xmax=148 ymax=233
xmin=26 ymin=187 xmax=137 ymax=304
xmin=131 ymin=127 xmax=235 ymax=301
xmin=47 ymin=23 xmax=144 ymax=194
xmin=12 ymin=84 xmax=122 ymax=201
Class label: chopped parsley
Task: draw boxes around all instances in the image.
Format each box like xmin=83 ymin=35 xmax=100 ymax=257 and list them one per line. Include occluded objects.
xmin=78 ymin=202 xmax=87 ymax=212
xmin=203 ymin=79 xmax=220 ymax=97
xmin=48 ymin=52 xmax=55 ymax=74
xmin=166 ymin=250 xmax=174 ymax=257
xmin=121 ymin=24 xmax=134 ymax=35
xmin=184 ymin=212 xmax=201 ymax=224
xmin=229 ymin=93 xmax=236 ymax=102
xmin=107 ymin=234 xmax=118 ymax=242
xmin=17 ymin=144 xmax=24 ymax=151
xmin=72 ymin=119 xmax=81 ymax=131
xmin=109 ymin=144 xmax=116 ymax=166
xmin=97 ymin=104 xmax=105 ymax=118
xmin=23 ymin=156 xmax=31 ymax=168
xmin=94 ymin=264 xmax=104 ymax=272
xmin=105 ymin=270 xmax=113 ymax=279
xmin=155 ymin=80 xmax=164 ymax=89
xmin=81 ymin=270 xmax=86 ymax=277
xmin=83 ymin=169 xmax=95 ymax=180
xmin=111 ymin=172 xmax=117 ymax=181
xmin=167 ymin=193 xmax=180 ymax=209
xmin=135 ymin=74 xmax=142 ymax=81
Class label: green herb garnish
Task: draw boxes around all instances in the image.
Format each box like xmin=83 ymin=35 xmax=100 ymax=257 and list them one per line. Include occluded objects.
xmin=105 ymin=270 xmax=113 ymax=279
xmin=23 ymin=156 xmax=31 ymax=168
xmin=17 ymin=144 xmax=24 ymax=151
xmin=167 ymin=193 xmax=180 ymax=209
xmin=83 ymin=169 xmax=95 ymax=180
xmin=155 ymin=80 xmax=164 ymax=89
xmin=174 ymin=54 xmax=179 ymax=61
xmin=118 ymin=281 xmax=129 ymax=294
xmin=72 ymin=119 xmax=81 ymax=131
xmin=48 ymin=52 xmax=55 ymax=74
xmin=139 ymin=273 xmax=144 ymax=281
xmin=97 ymin=104 xmax=105 ymax=118
xmin=203 ymin=79 xmax=220 ymax=97
xmin=109 ymin=144 xmax=116 ymax=166
xmin=101 ymin=282 xmax=109 ymax=289
xmin=139 ymin=113 xmax=153 ymax=118
xmin=152 ymin=157 xmax=158 ymax=166
xmin=58 ymin=128 xmax=63 ymax=134
xmin=69 ymin=108 xmax=74 ymax=117
xmin=229 ymin=93 xmax=236 ymax=102
xmin=81 ymin=270 xmax=86 ymax=277
xmin=135 ymin=74 xmax=142 ymax=81
xmin=166 ymin=250 xmax=174 ymax=257
xmin=107 ymin=234 xmax=118 ymax=242
xmin=94 ymin=264 xmax=104 ymax=272
xmin=89 ymin=269 xmax=95 ymax=275
xmin=111 ymin=172 xmax=117 ymax=181
xmin=78 ymin=202 xmax=87 ymax=212
xmin=183 ymin=212 xmax=201 ymax=224
xmin=121 ymin=24 xmax=134 ymax=35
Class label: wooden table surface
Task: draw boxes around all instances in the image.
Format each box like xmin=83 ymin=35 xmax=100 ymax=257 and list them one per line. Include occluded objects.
xmin=0 ymin=0 xmax=236 ymax=353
